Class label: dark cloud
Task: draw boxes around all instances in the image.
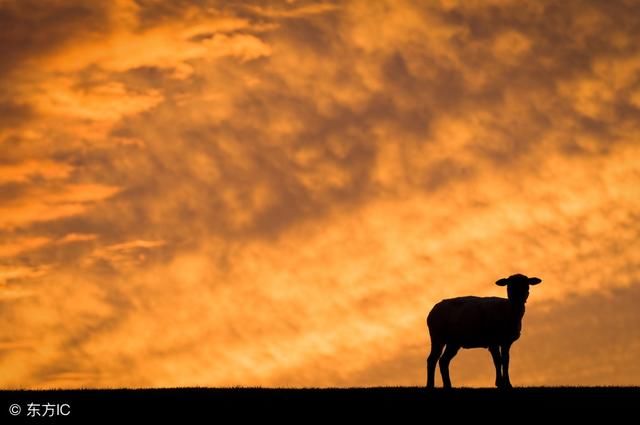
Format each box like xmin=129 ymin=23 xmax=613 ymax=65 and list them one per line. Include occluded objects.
xmin=0 ymin=101 xmax=33 ymax=132
xmin=0 ymin=0 xmax=109 ymax=79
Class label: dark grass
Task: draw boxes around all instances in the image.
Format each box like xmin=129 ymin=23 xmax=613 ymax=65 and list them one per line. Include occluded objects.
xmin=2 ymin=387 xmax=639 ymax=420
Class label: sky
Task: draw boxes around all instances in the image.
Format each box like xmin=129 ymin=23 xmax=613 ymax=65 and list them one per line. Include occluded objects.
xmin=1 ymin=0 xmax=639 ymax=389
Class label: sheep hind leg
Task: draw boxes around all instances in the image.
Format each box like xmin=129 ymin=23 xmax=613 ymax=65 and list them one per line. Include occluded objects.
xmin=426 ymin=340 xmax=444 ymax=388
xmin=439 ymin=344 xmax=460 ymax=389
xmin=489 ymin=345 xmax=502 ymax=388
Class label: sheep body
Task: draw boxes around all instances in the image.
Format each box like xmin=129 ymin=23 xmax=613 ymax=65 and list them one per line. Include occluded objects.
xmin=427 ymin=296 xmax=521 ymax=349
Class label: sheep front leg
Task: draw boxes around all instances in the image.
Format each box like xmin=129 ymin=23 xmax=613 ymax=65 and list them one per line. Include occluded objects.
xmin=426 ymin=341 xmax=444 ymax=388
xmin=489 ymin=345 xmax=502 ymax=388
xmin=500 ymin=343 xmax=513 ymax=389
xmin=439 ymin=344 xmax=460 ymax=389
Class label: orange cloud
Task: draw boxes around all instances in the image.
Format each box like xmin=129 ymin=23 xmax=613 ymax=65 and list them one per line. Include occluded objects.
xmin=40 ymin=3 xmax=269 ymax=77
xmin=0 ymin=160 xmax=73 ymax=184
xmin=246 ymin=3 xmax=340 ymax=18
xmin=58 ymin=233 xmax=98 ymax=244
xmin=0 ymin=264 xmax=49 ymax=285
xmin=0 ymin=184 xmax=120 ymax=229
xmin=0 ymin=237 xmax=51 ymax=258
xmin=82 ymin=239 xmax=167 ymax=272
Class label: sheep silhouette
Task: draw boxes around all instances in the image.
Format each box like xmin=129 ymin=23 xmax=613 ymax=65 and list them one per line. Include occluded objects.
xmin=426 ymin=273 xmax=542 ymax=389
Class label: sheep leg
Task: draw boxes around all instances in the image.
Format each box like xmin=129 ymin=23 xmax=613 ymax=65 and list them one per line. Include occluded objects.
xmin=439 ymin=344 xmax=460 ymax=389
xmin=489 ymin=345 xmax=502 ymax=388
xmin=500 ymin=343 xmax=513 ymax=389
xmin=426 ymin=340 xmax=444 ymax=388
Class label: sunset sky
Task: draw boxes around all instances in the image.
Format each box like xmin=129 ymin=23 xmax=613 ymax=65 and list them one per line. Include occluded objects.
xmin=1 ymin=0 xmax=640 ymax=389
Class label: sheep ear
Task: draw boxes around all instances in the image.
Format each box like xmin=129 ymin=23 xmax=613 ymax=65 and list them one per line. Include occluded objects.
xmin=495 ymin=278 xmax=509 ymax=286
xmin=528 ymin=277 xmax=542 ymax=285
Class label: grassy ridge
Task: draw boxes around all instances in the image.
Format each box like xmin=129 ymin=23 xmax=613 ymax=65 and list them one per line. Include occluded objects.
xmin=2 ymin=387 xmax=638 ymax=420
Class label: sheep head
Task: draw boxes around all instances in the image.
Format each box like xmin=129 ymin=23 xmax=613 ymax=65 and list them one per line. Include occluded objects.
xmin=495 ymin=273 xmax=542 ymax=304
